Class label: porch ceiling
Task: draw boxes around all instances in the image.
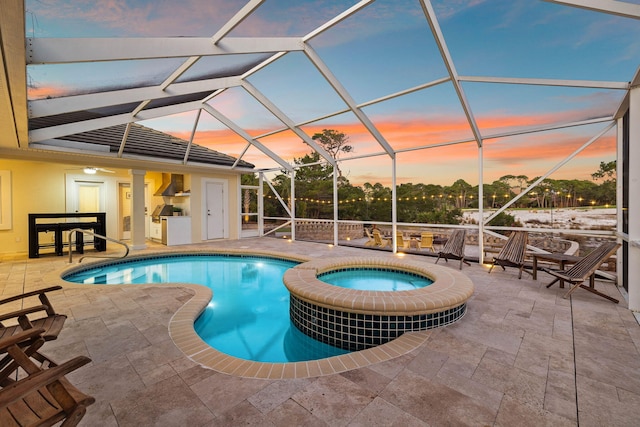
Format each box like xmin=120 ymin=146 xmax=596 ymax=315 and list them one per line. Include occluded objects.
xmin=1 ymin=0 xmax=639 ymax=173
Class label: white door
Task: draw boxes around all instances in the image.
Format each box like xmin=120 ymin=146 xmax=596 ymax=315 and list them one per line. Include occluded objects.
xmin=73 ymin=180 xmax=104 ymax=213
xmin=205 ymin=181 xmax=225 ymax=239
xmin=69 ymin=179 xmax=105 ymax=246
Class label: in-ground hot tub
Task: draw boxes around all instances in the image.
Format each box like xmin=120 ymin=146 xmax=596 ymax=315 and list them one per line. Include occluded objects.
xmin=284 ymin=257 xmax=474 ymax=351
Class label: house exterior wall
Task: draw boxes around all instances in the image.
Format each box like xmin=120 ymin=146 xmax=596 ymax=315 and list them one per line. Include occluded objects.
xmin=0 ymin=158 xmax=242 ymax=255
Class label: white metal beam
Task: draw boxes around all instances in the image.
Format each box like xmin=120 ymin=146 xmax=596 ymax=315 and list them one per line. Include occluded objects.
xmin=159 ymin=56 xmax=201 ymax=91
xmin=458 ymin=75 xmax=628 ymax=90
xmin=211 ymin=0 xmax=265 ymax=44
xmin=483 ymin=121 xmax=616 ymax=224
xmin=253 ymin=77 xmax=452 ymax=140
xmin=131 ymin=100 xmax=151 ymax=117
xmin=29 ymin=100 xmax=205 ymax=142
xmin=27 ymin=37 xmax=304 ymax=64
xmin=183 ymin=109 xmax=202 ymax=164
xmin=201 ymin=103 xmax=292 ymax=171
xmin=482 ymin=116 xmax=614 ymax=141
xmin=232 ymin=142 xmax=252 ymax=169
xmin=303 ymin=0 xmax=374 ymax=42
xmin=241 ymin=80 xmax=335 ymax=165
xmin=29 ymin=76 xmax=242 ymax=118
xmin=627 ymin=84 xmax=640 ymax=310
xmin=419 ymin=0 xmax=484 ymax=148
xmin=241 ymin=51 xmax=288 ymax=80
xmin=543 ymin=0 xmax=640 ymax=19
xmin=117 ymin=122 xmax=131 ymax=158
xmin=264 ymin=177 xmax=292 ymax=218
xmin=614 ymin=66 xmax=640 ymax=119
xmin=303 ymin=44 xmax=395 ymax=157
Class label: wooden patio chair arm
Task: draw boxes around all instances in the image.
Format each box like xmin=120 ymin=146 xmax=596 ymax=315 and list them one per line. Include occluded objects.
xmin=0 ymin=328 xmax=45 ymax=353
xmin=0 ymin=356 xmax=92 ymax=408
xmin=0 ymin=286 xmax=63 ymax=306
xmin=0 ymin=305 xmax=50 ymax=323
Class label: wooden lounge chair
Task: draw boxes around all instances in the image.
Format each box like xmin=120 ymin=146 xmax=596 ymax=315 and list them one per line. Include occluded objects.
xmin=488 ymin=231 xmax=531 ymax=279
xmin=417 ymin=232 xmax=435 ymax=252
xmin=372 ymin=229 xmax=390 ymax=248
xmin=0 ymin=328 xmax=95 ymax=427
xmin=364 ymin=228 xmax=376 ymax=247
xmin=435 ymin=229 xmax=470 ymax=269
xmin=543 ymin=241 xmax=621 ymax=303
xmin=395 ymin=232 xmax=410 ymax=250
xmin=0 ymin=286 xmax=67 ymax=342
xmin=0 ymin=286 xmax=67 ymax=369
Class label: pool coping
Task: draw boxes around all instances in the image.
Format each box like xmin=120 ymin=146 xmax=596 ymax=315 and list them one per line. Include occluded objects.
xmin=49 ymin=248 xmax=473 ymax=379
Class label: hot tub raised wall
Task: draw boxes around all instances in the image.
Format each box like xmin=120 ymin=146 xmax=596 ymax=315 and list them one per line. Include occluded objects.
xmin=283 ymin=257 xmax=474 ymax=351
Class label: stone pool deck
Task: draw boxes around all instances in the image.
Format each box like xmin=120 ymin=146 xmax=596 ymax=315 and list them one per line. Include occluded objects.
xmin=1 ymin=237 xmax=639 ymax=426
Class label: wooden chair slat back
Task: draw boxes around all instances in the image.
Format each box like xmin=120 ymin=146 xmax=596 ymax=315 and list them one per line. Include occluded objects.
xmin=441 ymin=229 xmax=466 ymax=257
xmin=496 ymin=231 xmax=528 ymax=264
xmin=564 ymin=241 xmax=619 ymax=280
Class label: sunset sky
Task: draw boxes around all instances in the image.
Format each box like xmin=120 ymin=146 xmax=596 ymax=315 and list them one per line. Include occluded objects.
xmin=25 ymin=0 xmax=639 ymax=187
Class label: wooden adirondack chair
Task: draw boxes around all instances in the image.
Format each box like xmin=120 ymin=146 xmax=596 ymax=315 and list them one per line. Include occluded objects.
xmin=0 ymin=286 xmax=67 ymax=370
xmin=396 ymin=232 xmax=410 ymax=250
xmin=417 ymin=232 xmax=435 ymax=252
xmin=364 ymin=228 xmax=376 ymax=247
xmin=0 ymin=328 xmax=95 ymax=427
xmin=435 ymin=229 xmax=470 ymax=269
xmin=543 ymin=241 xmax=621 ymax=303
xmin=488 ymin=231 xmax=531 ymax=279
xmin=372 ymin=229 xmax=390 ymax=248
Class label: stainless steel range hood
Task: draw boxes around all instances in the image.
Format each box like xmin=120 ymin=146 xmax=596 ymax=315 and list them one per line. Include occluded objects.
xmin=154 ymin=173 xmax=184 ymax=196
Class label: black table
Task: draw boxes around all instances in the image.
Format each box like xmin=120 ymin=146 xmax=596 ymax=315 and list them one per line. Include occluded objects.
xmin=28 ymin=213 xmax=106 ymax=258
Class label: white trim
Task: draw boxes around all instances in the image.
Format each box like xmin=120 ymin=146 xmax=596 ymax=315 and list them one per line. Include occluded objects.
xmin=0 ymin=171 xmax=12 ymax=230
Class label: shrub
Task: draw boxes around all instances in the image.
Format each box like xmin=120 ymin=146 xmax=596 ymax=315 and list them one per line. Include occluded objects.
xmin=487 ymin=212 xmax=522 ymax=227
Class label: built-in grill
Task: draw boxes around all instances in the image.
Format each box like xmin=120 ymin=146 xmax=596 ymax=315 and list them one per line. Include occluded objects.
xmin=151 ymin=204 xmax=173 ymax=223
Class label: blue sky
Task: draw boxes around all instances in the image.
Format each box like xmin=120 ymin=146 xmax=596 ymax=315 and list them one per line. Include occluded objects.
xmin=25 ymin=0 xmax=639 ymax=186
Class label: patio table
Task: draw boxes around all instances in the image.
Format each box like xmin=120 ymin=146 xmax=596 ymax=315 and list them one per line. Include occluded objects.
xmin=530 ymin=252 xmax=583 ymax=287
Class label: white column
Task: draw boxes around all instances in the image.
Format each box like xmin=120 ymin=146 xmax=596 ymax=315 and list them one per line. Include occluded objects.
xmin=628 ymin=87 xmax=640 ymax=312
xmin=290 ymin=170 xmax=295 ymax=241
xmin=391 ymin=156 xmax=397 ymax=253
xmin=129 ymin=169 xmax=147 ymax=250
xmin=258 ymin=172 xmax=264 ymax=236
xmin=478 ymin=145 xmax=485 ymax=264
xmin=333 ymin=164 xmax=338 ymax=245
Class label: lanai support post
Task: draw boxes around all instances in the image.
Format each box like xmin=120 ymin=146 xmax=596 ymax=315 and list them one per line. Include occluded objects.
xmin=130 ymin=169 xmax=147 ymax=251
xmin=627 ymin=85 xmax=640 ymax=312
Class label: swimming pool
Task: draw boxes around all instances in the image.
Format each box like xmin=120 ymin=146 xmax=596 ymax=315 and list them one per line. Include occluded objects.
xmin=319 ymin=268 xmax=433 ymax=291
xmin=62 ymin=251 xmax=474 ymax=378
xmin=64 ymin=254 xmax=349 ymax=363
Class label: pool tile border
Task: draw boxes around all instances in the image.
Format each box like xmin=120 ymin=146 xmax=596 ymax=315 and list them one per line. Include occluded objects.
xmin=49 ymin=249 xmax=472 ymax=380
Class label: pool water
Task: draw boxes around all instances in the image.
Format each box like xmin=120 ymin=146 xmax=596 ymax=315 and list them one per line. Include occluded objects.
xmin=64 ymin=255 xmax=349 ymax=363
xmin=319 ymin=268 xmax=433 ymax=291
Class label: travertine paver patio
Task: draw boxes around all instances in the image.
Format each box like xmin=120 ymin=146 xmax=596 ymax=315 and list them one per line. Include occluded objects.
xmin=1 ymin=237 xmax=639 ymax=426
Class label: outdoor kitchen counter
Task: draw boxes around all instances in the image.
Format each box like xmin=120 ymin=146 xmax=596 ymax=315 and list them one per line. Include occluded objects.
xmin=161 ymin=216 xmax=191 ymax=246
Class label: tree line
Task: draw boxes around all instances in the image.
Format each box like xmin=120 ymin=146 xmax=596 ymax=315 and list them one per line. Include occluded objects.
xmin=247 ymin=130 xmax=616 ymax=225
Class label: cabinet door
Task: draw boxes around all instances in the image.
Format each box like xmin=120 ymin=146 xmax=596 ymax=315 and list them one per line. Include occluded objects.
xmin=150 ymin=222 xmax=161 ymax=239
